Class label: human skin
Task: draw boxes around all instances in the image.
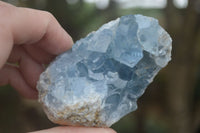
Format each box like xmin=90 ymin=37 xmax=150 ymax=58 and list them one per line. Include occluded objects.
xmin=0 ymin=1 xmax=116 ymax=133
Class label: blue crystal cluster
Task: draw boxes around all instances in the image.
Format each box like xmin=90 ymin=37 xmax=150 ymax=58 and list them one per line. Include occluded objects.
xmin=37 ymin=14 xmax=172 ymax=127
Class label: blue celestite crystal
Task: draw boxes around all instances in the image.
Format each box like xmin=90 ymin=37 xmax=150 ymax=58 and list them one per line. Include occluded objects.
xmin=37 ymin=14 xmax=172 ymax=127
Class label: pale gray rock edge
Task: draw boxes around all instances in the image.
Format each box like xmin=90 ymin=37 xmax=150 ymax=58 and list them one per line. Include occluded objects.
xmin=37 ymin=14 xmax=172 ymax=127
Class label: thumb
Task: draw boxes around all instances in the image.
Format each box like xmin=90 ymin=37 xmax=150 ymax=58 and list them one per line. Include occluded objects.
xmin=29 ymin=126 xmax=116 ymax=133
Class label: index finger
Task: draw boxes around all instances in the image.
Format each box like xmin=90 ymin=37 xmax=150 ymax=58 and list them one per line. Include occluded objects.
xmin=13 ymin=7 xmax=73 ymax=55
xmin=0 ymin=1 xmax=73 ymax=55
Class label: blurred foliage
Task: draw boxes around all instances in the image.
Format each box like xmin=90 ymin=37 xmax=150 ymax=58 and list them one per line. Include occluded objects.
xmin=0 ymin=0 xmax=200 ymax=133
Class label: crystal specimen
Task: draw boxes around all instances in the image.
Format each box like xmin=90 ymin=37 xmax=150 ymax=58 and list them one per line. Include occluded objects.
xmin=37 ymin=14 xmax=172 ymax=127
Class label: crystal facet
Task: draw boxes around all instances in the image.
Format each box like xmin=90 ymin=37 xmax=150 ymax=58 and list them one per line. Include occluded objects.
xmin=37 ymin=14 xmax=172 ymax=127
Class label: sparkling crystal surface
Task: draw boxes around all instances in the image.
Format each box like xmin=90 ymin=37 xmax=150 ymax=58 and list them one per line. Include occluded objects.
xmin=37 ymin=14 xmax=172 ymax=127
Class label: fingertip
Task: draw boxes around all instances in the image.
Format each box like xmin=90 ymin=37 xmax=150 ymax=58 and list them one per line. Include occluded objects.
xmin=37 ymin=25 xmax=74 ymax=56
xmin=51 ymin=27 xmax=74 ymax=55
xmin=58 ymin=28 xmax=74 ymax=53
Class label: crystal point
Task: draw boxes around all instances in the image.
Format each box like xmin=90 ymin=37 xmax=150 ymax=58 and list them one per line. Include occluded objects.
xmin=37 ymin=14 xmax=172 ymax=127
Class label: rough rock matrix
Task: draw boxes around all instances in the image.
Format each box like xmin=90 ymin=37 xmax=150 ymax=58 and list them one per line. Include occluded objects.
xmin=37 ymin=14 xmax=172 ymax=127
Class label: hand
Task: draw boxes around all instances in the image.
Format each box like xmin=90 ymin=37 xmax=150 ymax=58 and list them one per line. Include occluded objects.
xmin=0 ymin=1 xmax=73 ymax=99
xmin=0 ymin=2 xmax=116 ymax=133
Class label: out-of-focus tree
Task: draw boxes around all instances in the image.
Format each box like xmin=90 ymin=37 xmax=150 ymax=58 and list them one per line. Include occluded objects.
xmin=164 ymin=0 xmax=200 ymax=133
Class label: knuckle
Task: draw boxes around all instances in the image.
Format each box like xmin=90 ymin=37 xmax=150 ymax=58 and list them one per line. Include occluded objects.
xmin=40 ymin=10 xmax=58 ymax=28
xmin=0 ymin=1 xmax=15 ymax=12
xmin=42 ymin=11 xmax=55 ymax=20
xmin=0 ymin=1 xmax=15 ymax=20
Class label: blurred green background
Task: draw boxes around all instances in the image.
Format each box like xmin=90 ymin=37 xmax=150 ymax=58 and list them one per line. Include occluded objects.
xmin=0 ymin=0 xmax=200 ymax=133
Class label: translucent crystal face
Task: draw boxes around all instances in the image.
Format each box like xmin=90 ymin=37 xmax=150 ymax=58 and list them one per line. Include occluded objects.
xmin=37 ymin=14 xmax=172 ymax=127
